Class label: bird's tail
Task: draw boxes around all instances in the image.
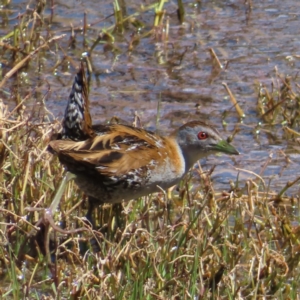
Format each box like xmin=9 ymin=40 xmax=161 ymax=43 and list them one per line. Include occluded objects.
xmin=61 ymin=62 xmax=94 ymax=141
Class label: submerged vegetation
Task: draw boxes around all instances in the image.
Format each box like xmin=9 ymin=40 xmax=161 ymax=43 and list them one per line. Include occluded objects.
xmin=0 ymin=0 xmax=300 ymax=299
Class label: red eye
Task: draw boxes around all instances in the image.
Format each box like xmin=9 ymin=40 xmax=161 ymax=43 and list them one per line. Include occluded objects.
xmin=197 ymin=132 xmax=208 ymax=140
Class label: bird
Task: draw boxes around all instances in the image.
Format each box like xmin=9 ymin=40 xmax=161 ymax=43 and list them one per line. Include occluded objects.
xmin=49 ymin=62 xmax=239 ymax=222
xmin=49 ymin=121 xmax=239 ymax=204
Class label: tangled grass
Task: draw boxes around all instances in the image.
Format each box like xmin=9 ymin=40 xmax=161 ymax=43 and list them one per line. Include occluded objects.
xmin=0 ymin=0 xmax=300 ymax=299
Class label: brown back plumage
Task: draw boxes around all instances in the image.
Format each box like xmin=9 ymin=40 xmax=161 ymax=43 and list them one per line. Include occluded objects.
xmin=49 ymin=124 xmax=169 ymax=178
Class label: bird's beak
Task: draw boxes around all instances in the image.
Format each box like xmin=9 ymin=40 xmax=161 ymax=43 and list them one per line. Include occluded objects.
xmin=212 ymin=140 xmax=239 ymax=155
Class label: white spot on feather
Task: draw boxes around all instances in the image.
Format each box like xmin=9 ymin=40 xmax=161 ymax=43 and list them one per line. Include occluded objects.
xmin=126 ymin=144 xmax=138 ymax=151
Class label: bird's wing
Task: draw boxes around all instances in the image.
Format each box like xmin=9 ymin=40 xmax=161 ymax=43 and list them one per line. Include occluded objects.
xmin=49 ymin=124 xmax=167 ymax=177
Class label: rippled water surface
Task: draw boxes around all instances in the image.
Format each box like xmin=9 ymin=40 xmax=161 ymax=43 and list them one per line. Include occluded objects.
xmin=1 ymin=0 xmax=300 ymax=195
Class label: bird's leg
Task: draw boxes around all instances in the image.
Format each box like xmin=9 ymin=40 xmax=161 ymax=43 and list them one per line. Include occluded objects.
xmin=81 ymin=196 xmax=103 ymax=253
xmin=85 ymin=199 xmax=124 ymax=246
xmin=83 ymin=199 xmax=125 ymax=250
xmin=85 ymin=196 xmax=97 ymax=228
